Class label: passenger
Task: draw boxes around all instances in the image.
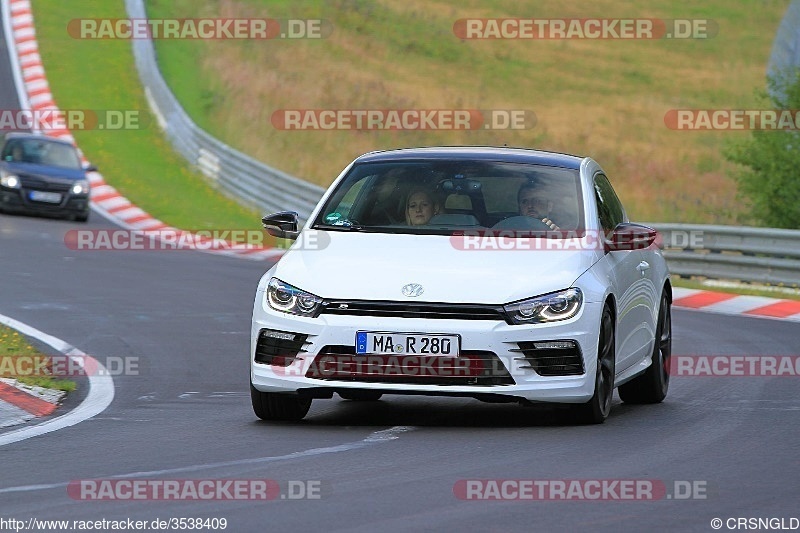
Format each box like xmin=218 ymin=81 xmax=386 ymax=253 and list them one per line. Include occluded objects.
xmin=405 ymin=188 xmax=440 ymax=226
xmin=517 ymin=182 xmax=560 ymax=230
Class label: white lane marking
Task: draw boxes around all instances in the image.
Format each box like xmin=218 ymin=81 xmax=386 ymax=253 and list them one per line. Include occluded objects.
xmin=364 ymin=426 xmax=415 ymax=442
xmin=0 ymin=426 xmax=415 ymax=494
xmin=0 ymin=313 xmax=115 ymax=447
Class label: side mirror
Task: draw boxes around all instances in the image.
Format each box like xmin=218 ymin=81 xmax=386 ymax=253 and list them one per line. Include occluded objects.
xmin=84 ymin=165 xmax=99 ymax=173
xmin=261 ymin=211 xmax=300 ymax=240
xmin=605 ymin=223 xmax=657 ymax=252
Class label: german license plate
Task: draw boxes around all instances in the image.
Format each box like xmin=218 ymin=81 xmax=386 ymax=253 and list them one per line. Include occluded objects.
xmin=29 ymin=190 xmax=62 ymax=203
xmin=356 ymin=331 xmax=460 ymax=356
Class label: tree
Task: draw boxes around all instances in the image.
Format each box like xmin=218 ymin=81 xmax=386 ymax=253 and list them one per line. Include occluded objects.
xmin=725 ymin=69 xmax=800 ymax=228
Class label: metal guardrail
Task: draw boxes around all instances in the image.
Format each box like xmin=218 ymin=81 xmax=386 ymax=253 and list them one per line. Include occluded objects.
xmin=651 ymin=224 xmax=800 ymax=287
xmin=125 ymin=1 xmax=799 ymax=286
xmin=125 ymin=0 xmax=325 ymax=224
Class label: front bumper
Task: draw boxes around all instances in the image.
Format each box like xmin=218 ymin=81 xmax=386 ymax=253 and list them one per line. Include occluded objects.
xmin=250 ymin=292 xmax=603 ymax=404
xmin=0 ymin=187 xmax=89 ymax=217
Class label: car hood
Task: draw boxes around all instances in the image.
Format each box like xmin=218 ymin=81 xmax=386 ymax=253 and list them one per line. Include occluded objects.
xmin=2 ymin=161 xmax=86 ymax=181
xmin=272 ymin=231 xmax=601 ymax=304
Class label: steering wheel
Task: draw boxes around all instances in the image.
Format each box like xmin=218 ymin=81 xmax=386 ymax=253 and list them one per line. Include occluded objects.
xmin=491 ymin=215 xmax=551 ymax=231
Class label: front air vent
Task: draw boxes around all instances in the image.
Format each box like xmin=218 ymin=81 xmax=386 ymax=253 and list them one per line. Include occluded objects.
xmin=254 ymin=329 xmax=309 ymax=366
xmin=513 ymin=340 xmax=584 ymax=376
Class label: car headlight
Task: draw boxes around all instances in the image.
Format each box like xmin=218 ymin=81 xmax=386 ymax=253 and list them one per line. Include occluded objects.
xmin=1 ymin=172 xmax=20 ymax=189
xmin=265 ymin=278 xmax=323 ymax=317
xmin=503 ymin=287 xmax=583 ymax=325
xmin=71 ymin=180 xmax=90 ymax=195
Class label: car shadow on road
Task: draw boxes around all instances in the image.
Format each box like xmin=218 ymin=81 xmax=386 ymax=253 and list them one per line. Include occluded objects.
xmin=257 ymin=395 xmax=649 ymax=428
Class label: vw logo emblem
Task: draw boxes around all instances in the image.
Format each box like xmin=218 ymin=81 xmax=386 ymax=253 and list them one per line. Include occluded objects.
xmin=401 ymin=283 xmax=424 ymax=297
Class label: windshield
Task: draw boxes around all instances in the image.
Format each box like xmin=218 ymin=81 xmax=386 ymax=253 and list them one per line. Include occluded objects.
xmin=2 ymin=138 xmax=82 ymax=170
xmin=312 ymin=160 xmax=584 ymax=235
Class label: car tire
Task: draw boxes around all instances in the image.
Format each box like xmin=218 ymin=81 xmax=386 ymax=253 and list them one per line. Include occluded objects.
xmin=250 ymin=384 xmax=312 ymax=421
xmin=75 ymin=212 xmax=89 ymax=223
xmin=570 ymin=304 xmax=615 ymax=424
xmin=338 ymin=390 xmax=383 ymax=401
xmin=618 ymin=291 xmax=671 ymax=404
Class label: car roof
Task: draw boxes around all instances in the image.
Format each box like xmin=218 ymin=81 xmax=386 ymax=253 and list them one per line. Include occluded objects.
xmin=2 ymin=132 xmax=76 ymax=148
xmin=354 ymin=146 xmax=584 ymax=169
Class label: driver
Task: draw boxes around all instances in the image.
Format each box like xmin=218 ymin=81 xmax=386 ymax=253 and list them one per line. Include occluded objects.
xmin=518 ymin=182 xmax=560 ymax=230
xmin=405 ymin=187 xmax=441 ymax=225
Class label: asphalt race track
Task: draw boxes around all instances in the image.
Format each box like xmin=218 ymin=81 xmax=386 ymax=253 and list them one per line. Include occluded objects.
xmin=3 ymin=212 xmax=800 ymax=532
xmin=0 ymin=4 xmax=21 ymax=113
xmin=2 ymin=14 xmax=800 ymax=533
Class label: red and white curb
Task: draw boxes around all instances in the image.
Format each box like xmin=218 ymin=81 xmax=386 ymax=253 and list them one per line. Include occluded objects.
xmin=4 ymin=0 xmax=283 ymax=261
xmin=0 ymin=378 xmax=62 ymax=428
xmin=672 ymin=287 xmax=800 ymax=322
xmin=0 ymin=313 xmax=114 ymax=445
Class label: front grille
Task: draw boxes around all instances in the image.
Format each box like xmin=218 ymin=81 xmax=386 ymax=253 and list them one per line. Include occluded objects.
xmin=321 ymin=300 xmax=507 ymax=321
xmin=306 ymin=345 xmax=515 ymax=386
xmin=513 ymin=340 xmax=584 ymax=376
xmin=254 ymin=329 xmax=309 ymax=366
xmin=20 ymin=177 xmax=72 ymax=192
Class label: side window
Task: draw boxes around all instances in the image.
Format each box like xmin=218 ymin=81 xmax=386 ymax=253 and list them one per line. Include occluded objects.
xmin=336 ymin=177 xmax=367 ymax=218
xmin=593 ymin=174 xmax=625 ymax=231
xmin=319 ymin=174 xmax=370 ymax=224
xmin=2 ymin=141 xmax=18 ymax=161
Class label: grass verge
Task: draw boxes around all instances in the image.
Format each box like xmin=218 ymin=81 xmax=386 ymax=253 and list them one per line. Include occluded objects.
xmin=30 ymin=0 xmax=274 ymax=239
xmin=145 ymin=0 xmax=789 ymax=224
xmin=0 ymin=324 xmax=75 ymax=392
